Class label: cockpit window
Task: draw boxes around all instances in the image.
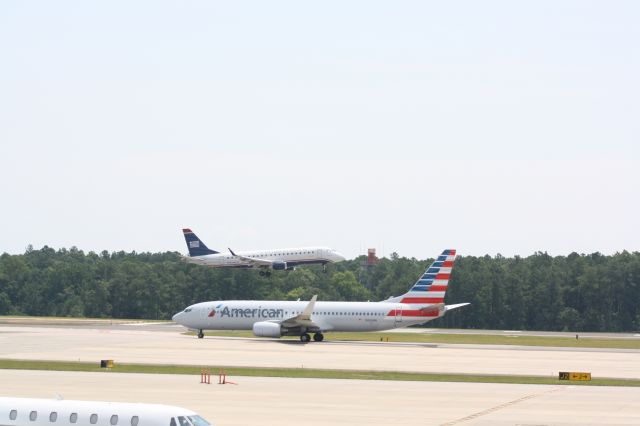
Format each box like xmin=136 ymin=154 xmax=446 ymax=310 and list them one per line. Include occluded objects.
xmin=188 ymin=416 xmax=211 ymax=426
xmin=184 ymin=308 xmax=192 ymax=313
xmin=177 ymin=416 xmax=191 ymax=426
xmin=170 ymin=418 xmax=177 ymax=426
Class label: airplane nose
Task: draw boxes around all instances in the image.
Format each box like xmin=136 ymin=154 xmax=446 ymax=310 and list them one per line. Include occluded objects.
xmin=172 ymin=312 xmax=182 ymax=322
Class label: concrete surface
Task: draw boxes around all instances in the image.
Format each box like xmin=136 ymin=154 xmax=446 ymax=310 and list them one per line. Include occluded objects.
xmin=1 ymin=370 xmax=638 ymax=426
xmin=0 ymin=325 xmax=638 ymax=379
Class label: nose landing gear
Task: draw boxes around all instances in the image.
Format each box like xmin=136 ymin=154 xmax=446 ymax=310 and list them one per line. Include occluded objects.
xmin=197 ymin=329 xmax=204 ymax=339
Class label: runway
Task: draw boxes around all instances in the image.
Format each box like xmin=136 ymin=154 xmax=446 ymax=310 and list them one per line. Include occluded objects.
xmin=0 ymin=325 xmax=638 ymax=379
xmin=3 ymin=317 xmax=639 ymax=339
xmin=1 ymin=370 xmax=639 ymax=426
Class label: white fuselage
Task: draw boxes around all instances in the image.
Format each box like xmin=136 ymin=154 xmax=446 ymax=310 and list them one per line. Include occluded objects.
xmin=0 ymin=397 xmax=212 ymax=426
xmin=183 ymin=246 xmax=344 ymax=269
xmin=172 ymin=300 xmax=441 ymax=333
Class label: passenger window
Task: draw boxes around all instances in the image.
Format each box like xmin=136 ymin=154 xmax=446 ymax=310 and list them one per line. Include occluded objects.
xmin=111 ymin=415 xmax=118 ymax=425
xmin=90 ymin=414 xmax=98 ymax=424
xmin=50 ymin=412 xmax=58 ymax=422
xmin=131 ymin=416 xmax=139 ymax=426
xmin=10 ymin=410 xmax=17 ymax=420
xmin=30 ymin=411 xmax=37 ymax=421
xmin=170 ymin=418 xmax=177 ymax=426
xmin=70 ymin=413 xmax=78 ymax=423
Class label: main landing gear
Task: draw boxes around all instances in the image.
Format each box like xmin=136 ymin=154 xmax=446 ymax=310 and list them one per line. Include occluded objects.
xmin=259 ymin=270 xmax=272 ymax=277
xmin=197 ymin=329 xmax=204 ymax=339
xmin=299 ymin=332 xmax=324 ymax=343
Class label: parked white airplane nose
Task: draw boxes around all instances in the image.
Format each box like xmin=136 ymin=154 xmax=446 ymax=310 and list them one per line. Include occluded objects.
xmin=172 ymin=311 xmax=182 ymax=323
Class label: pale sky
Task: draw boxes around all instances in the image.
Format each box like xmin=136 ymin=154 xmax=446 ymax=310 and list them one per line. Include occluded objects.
xmin=1 ymin=1 xmax=638 ymax=259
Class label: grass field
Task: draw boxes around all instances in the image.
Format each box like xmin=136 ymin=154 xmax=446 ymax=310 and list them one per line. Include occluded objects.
xmin=188 ymin=330 xmax=640 ymax=349
xmin=1 ymin=359 xmax=638 ymax=387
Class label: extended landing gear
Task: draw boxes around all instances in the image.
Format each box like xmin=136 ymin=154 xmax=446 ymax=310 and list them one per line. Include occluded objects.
xmin=299 ymin=333 xmax=324 ymax=342
xmin=197 ymin=329 xmax=204 ymax=339
xmin=259 ymin=270 xmax=272 ymax=277
xmin=322 ymin=263 xmax=327 ymax=273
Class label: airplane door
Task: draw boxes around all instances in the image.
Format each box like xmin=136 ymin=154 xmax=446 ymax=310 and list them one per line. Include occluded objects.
xmin=394 ymin=306 xmax=402 ymax=327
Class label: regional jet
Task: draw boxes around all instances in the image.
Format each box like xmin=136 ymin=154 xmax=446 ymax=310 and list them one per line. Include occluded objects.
xmin=0 ymin=397 xmax=213 ymax=426
xmin=181 ymin=228 xmax=345 ymax=275
xmin=173 ymin=249 xmax=469 ymax=341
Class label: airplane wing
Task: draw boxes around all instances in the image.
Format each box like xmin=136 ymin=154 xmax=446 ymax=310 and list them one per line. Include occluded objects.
xmin=280 ymin=295 xmax=330 ymax=331
xmin=228 ymin=248 xmax=273 ymax=268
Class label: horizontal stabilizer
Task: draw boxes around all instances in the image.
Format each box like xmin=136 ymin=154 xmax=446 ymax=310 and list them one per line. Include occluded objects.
xmin=445 ymin=303 xmax=470 ymax=312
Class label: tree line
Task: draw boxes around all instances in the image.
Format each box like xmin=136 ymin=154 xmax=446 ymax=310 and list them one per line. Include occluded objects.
xmin=0 ymin=246 xmax=639 ymax=332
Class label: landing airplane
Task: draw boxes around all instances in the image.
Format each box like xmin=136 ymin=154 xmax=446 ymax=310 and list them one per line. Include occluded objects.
xmin=0 ymin=397 xmax=213 ymax=426
xmin=180 ymin=228 xmax=345 ymax=275
xmin=173 ymin=249 xmax=469 ymax=341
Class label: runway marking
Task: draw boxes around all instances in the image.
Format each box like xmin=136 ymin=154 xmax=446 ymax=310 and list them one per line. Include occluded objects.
xmin=439 ymin=386 xmax=564 ymax=425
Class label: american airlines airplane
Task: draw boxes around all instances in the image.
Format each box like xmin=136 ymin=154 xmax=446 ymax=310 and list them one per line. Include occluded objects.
xmin=173 ymin=249 xmax=469 ymax=341
xmin=180 ymin=228 xmax=345 ymax=275
xmin=0 ymin=397 xmax=213 ymax=426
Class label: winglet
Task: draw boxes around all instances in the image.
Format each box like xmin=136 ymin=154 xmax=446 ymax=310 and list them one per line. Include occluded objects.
xmin=228 ymin=248 xmax=237 ymax=256
xmin=301 ymin=295 xmax=317 ymax=319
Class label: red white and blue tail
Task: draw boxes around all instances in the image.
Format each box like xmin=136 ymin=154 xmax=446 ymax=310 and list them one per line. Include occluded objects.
xmin=387 ymin=249 xmax=456 ymax=305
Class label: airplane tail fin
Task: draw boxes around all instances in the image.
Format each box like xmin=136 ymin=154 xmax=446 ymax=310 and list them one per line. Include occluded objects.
xmin=182 ymin=228 xmax=219 ymax=256
xmin=387 ymin=249 xmax=457 ymax=305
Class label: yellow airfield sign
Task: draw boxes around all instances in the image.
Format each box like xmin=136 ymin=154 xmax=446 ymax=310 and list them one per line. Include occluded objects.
xmin=559 ymin=371 xmax=591 ymax=381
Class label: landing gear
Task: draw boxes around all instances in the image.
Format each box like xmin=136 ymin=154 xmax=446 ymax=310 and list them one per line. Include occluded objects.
xmin=322 ymin=263 xmax=327 ymax=273
xmin=197 ymin=329 xmax=204 ymax=339
xmin=313 ymin=332 xmax=324 ymax=342
xmin=259 ymin=270 xmax=272 ymax=277
xmin=300 ymin=333 xmax=311 ymax=343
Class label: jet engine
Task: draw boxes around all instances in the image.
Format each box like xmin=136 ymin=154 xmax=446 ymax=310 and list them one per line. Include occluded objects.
xmin=272 ymin=262 xmax=287 ymax=271
xmin=252 ymin=321 xmax=282 ymax=337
